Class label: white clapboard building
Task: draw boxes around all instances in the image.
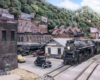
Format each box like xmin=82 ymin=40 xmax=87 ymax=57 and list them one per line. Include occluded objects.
xmin=45 ymin=38 xmax=72 ymax=58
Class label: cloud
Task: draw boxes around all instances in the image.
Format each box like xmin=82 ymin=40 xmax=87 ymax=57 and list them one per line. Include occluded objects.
xmin=81 ymin=0 xmax=100 ymax=13
xmin=57 ymin=0 xmax=80 ymax=10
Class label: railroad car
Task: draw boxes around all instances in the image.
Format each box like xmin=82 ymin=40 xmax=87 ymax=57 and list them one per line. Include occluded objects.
xmin=62 ymin=39 xmax=100 ymax=65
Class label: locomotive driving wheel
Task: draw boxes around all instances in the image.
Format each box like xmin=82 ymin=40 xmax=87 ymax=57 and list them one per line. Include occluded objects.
xmin=78 ymin=54 xmax=82 ymax=62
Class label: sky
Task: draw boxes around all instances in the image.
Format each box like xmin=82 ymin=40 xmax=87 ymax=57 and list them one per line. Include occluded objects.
xmin=46 ymin=0 xmax=100 ymax=13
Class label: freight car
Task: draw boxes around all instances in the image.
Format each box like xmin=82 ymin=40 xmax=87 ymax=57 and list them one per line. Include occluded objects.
xmin=62 ymin=39 xmax=100 ymax=65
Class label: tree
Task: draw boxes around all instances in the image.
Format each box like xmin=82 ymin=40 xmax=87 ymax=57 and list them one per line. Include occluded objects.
xmin=10 ymin=0 xmax=21 ymax=8
xmin=42 ymin=1 xmax=49 ymax=7
xmin=53 ymin=13 xmax=58 ymax=19
xmin=36 ymin=2 xmax=43 ymax=7
xmin=48 ymin=22 xmax=56 ymax=29
xmin=0 ymin=0 xmax=10 ymax=8
xmin=21 ymin=4 xmax=35 ymax=14
xmin=54 ymin=19 xmax=60 ymax=25
xmin=78 ymin=21 xmax=86 ymax=28
xmin=46 ymin=11 xmax=53 ymax=19
xmin=27 ymin=0 xmax=34 ymax=5
xmin=31 ymin=4 xmax=38 ymax=12
xmin=35 ymin=14 xmax=41 ymax=21
xmin=42 ymin=6 xmax=48 ymax=11
xmin=9 ymin=7 xmax=21 ymax=17
xmin=63 ymin=17 xmax=67 ymax=21
xmin=58 ymin=13 xmax=63 ymax=18
xmin=37 ymin=8 xmax=44 ymax=15
xmin=19 ymin=0 xmax=27 ymax=4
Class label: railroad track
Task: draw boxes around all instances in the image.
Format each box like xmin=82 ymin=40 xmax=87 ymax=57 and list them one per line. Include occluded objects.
xmin=74 ymin=57 xmax=99 ymax=80
xmin=35 ymin=55 xmax=100 ymax=80
xmin=34 ymin=65 xmax=72 ymax=80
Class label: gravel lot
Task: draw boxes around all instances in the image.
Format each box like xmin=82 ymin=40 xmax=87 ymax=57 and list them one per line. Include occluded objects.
xmin=18 ymin=55 xmax=63 ymax=76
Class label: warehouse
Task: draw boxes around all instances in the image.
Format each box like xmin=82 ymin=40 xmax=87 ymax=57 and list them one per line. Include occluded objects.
xmin=0 ymin=20 xmax=18 ymax=70
xmin=45 ymin=38 xmax=72 ymax=58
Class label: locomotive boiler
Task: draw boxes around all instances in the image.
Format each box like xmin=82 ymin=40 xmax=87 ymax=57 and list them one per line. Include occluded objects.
xmin=62 ymin=39 xmax=100 ymax=65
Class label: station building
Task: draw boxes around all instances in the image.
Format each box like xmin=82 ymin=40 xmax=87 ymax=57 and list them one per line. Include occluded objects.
xmin=45 ymin=38 xmax=72 ymax=58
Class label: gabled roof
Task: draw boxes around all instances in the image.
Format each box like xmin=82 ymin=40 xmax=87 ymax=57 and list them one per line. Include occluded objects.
xmin=72 ymin=27 xmax=77 ymax=32
xmin=53 ymin=38 xmax=72 ymax=47
xmin=54 ymin=26 xmax=58 ymax=29
xmin=59 ymin=30 xmax=64 ymax=34
xmin=65 ymin=26 xmax=72 ymax=32
xmin=59 ymin=25 xmax=64 ymax=29
xmin=77 ymin=29 xmax=81 ymax=32
xmin=52 ymin=30 xmax=58 ymax=34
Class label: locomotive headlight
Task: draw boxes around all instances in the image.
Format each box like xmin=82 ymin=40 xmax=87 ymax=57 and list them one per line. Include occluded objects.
xmin=67 ymin=46 xmax=70 ymax=50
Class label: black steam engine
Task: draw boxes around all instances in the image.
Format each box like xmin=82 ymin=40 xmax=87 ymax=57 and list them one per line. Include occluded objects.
xmin=62 ymin=39 xmax=100 ymax=65
xmin=17 ymin=42 xmax=46 ymax=55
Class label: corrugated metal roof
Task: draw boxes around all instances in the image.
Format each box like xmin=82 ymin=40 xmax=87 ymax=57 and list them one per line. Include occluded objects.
xmin=53 ymin=38 xmax=72 ymax=47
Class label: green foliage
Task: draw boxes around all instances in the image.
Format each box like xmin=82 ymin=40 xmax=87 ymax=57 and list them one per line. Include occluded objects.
xmin=27 ymin=0 xmax=34 ymax=5
xmin=31 ymin=4 xmax=38 ymax=12
xmin=21 ymin=4 xmax=35 ymax=14
xmin=88 ymin=36 xmax=93 ymax=39
xmin=9 ymin=7 xmax=21 ymax=17
xmin=42 ymin=6 xmax=48 ymax=11
xmin=35 ymin=14 xmax=41 ymax=21
xmin=37 ymin=8 xmax=44 ymax=15
xmin=48 ymin=21 xmax=56 ymax=29
xmin=36 ymin=1 xmax=43 ymax=7
xmin=10 ymin=0 xmax=21 ymax=8
xmin=1 ymin=0 xmax=100 ymax=35
xmin=0 ymin=0 xmax=10 ymax=8
xmin=46 ymin=11 xmax=53 ymax=19
xmin=19 ymin=0 xmax=27 ymax=4
xmin=54 ymin=19 xmax=60 ymax=25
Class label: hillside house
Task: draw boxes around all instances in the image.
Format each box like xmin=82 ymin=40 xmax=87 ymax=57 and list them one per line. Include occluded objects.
xmin=52 ymin=26 xmax=83 ymax=38
xmin=90 ymin=27 xmax=99 ymax=39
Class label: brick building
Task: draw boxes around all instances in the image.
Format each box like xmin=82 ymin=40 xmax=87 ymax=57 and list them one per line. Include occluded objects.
xmin=17 ymin=32 xmax=52 ymax=43
xmin=0 ymin=20 xmax=18 ymax=70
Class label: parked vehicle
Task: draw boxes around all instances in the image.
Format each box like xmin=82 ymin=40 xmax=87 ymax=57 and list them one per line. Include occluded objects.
xmin=34 ymin=56 xmax=52 ymax=69
xmin=33 ymin=50 xmax=44 ymax=57
xmin=18 ymin=55 xmax=26 ymax=63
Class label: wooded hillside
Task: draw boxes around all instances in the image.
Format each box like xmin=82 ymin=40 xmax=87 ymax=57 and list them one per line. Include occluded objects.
xmin=0 ymin=0 xmax=100 ymax=36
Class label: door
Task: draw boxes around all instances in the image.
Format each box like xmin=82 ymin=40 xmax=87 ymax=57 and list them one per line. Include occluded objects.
xmin=48 ymin=48 xmax=51 ymax=54
xmin=58 ymin=48 xmax=61 ymax=55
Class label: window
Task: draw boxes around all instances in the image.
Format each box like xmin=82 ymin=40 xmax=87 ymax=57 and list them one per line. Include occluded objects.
xmin=58 ymin=48 xmax=61 ymax=54
xmin=48 ymin=48 xmax=51 ymax=54
xmin=30 ymin=37 xmax=31 ymax=42
xmin=11 ymin=31 xmax=15 ymax=41
xmin=41 ymin=31 xmax=43 ymax=34
xmin=44 ymin=31 xmax=46 ymax=33
xmin=27 ymin=37 xmax=29 ymax=42
xmin=21 ymin=37 xmax=23 ymax=42
xmin=20 ymin=23 xmax=22 ymax=27
xmin=18 ymin=37 xmax=20 ymax=42
xmin=2 ymin=31 xmax=6 ymax=41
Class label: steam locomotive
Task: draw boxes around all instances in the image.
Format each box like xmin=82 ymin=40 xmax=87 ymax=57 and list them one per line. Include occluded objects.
xmin=17 ymin=42 xmax=46 ymax=55
xmin=62 ymin=39 xmax=100 ymax=65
